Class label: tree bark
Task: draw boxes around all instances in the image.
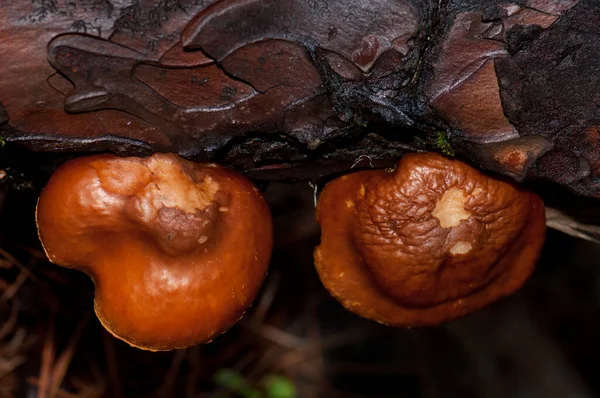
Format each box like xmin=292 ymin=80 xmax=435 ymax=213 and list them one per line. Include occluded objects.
xmin=1 ymin=0 xmax=598 ymax=198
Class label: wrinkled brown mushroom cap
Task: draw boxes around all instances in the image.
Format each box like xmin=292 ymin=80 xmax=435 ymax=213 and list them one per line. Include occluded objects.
xmin=36 ymin=153 xmax=273 ymax=350
xmin=314 ymin=152 xmax=545 ymax=326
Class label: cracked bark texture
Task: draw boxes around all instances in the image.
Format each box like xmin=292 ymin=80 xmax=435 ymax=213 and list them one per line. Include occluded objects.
xmin=0 ymin=0 xmax=597 ymax=197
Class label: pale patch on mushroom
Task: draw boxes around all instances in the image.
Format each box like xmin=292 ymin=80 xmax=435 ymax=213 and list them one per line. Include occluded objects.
xmin=143 ymin=156 xmax=219 ymax=215
xmin=432 ymin=188 xmax=471 ymax=228
xmin=450 ymin=241 xmax=473 ymax=255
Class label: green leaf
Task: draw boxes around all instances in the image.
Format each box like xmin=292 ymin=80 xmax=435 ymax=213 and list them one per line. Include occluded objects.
xmin=214 ymin=369 xmax=246 ymax=390
xmin=261 ymin=374 xmax=297 ymax=398
xmin=213 ymin=369 xmax=262 ymax=398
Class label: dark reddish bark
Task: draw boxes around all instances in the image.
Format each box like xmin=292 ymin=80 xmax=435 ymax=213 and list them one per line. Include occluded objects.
xmin=1 ymin=0 xmax=598 ymax=197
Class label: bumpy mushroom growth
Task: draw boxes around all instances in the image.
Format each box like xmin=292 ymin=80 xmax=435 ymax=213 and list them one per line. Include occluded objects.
xmin=314 ymin=152 xmax=545 ymax=326
xmin=36 ymin=153 xmax=273 ymax=351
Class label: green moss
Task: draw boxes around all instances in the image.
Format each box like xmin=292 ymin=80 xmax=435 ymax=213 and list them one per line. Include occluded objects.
xmin=433 ymin=131 xmax=455 ymax=157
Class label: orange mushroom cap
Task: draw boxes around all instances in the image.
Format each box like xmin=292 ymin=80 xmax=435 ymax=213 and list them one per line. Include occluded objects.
xmin=314 ymin=152 xmax=545 ymax=326
xmin=36 ymin=153 xmax=273 ymax=350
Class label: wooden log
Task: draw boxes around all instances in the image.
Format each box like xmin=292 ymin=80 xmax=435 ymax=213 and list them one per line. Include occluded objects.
xmin=1 ymin=0 xmax=597 ymax=198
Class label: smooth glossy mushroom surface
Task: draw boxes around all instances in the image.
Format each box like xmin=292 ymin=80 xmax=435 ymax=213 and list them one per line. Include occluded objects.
xmin=314 ymin=152 xmax=545 ymax=326
xmin=36 ymin=153 xmax=273 ymax=350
